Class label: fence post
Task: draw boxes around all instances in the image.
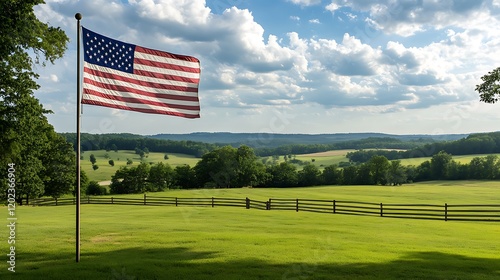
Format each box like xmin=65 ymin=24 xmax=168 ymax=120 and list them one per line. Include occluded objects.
xmin=380 ymin=203 xmax=383 ymax=217
xmin=55 ymin=197 xmax=58 ymax=206
xmin=296 ymin=198 xmax=299 ymax=212
xmin=144 ymin=193 xmax=147 ymax=205
xmin=73 ymin=198 xmax=76 ymax=205
xmin=333 ymin=200 xmax=336 ymax=214
xmin=445 ymin=203 xmax=448 ymax=221
xmin=246 ymin=197 xmax=250 ymax=209
xmin=175 ymin=197 xmax=178 ymax=207
xmin=212 ymin=197 xmax=215 ymax=208
xmin=268 ymin=199 xmax=272 ymax=210
xmin=111 ymin=197 xmax=114 ymax=204
xmin=87 ymin=196 xmax=90 ymax=204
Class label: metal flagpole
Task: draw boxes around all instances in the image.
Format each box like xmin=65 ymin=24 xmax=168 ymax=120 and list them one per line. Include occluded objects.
xmin=75 ymin=12 xmax=82 ymax=263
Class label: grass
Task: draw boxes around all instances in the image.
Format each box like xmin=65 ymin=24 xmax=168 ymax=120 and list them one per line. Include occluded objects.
xmin=81 ymin=150 xmax=199 ymax=182
xmin=2 ymin=182 xmax=500 ymax=279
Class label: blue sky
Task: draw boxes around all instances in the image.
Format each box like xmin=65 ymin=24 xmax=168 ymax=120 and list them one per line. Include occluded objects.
xmin=34 ymin=0 xmax=500 ymax=135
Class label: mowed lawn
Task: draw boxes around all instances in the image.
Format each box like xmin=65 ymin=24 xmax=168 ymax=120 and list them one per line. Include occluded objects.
xmin=2 ymin=183 xmax=500 ymax=279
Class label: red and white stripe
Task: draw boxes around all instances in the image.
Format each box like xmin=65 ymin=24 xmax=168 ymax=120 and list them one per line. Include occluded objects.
xmin=82 ymin=46 xmax=201 ymax=118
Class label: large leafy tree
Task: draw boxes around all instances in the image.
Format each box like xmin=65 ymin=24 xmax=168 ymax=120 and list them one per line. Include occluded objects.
xmin=0 ymin=0 xmax=70 ymax=203
xmin=476 ymin=67 xmax=500 ymax=103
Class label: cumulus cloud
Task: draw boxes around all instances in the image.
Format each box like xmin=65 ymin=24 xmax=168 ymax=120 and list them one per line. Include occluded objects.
xmin=288 ymin=0 xmax=322 ymax=6
xmin=326 ymin=0 xmax=493 ymax=36
xmin=33 ymin=0 xmax=500 ymax=134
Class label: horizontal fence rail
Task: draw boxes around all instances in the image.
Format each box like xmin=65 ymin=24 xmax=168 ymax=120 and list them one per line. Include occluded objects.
xmin=31 ymin=195 xmax=500 ymax=222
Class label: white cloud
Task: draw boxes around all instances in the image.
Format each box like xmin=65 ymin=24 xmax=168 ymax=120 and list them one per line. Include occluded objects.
xmin=326 ymin=0 xmax=496 ymax=36
xmin=31 ymin=0 xmax=500 ymax=135
xmin=288 ymin=0 xmax=322 ymax=6
xmin=309 ymin=19 xmax=320 ymax=24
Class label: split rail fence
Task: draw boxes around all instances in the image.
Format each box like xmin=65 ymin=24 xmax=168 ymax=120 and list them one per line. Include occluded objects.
xmin=32 ymin=195 xmax=500 ymax=222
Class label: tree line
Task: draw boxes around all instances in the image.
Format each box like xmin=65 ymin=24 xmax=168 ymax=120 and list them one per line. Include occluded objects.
xmin=347 ymin=132 xmax=500 ymax=163
xmin=103 ymin=146 xmax=500 ymax=195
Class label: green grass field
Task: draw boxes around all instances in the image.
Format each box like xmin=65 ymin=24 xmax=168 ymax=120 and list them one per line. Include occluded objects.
xmin=81 ymin=150 xmax=200 ymax=182
xmin=398 ymin=153 xmax=500 ymax=166
xmin=2 ymin=182 xmax=500 ymax=279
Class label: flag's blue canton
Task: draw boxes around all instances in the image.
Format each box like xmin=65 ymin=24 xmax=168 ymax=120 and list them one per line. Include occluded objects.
xmin=82 ymin=27 xmax=135 ymax=74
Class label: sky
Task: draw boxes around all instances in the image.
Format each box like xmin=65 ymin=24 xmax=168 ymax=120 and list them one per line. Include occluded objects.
xmin=33 ymin=0 xmax=500 ymax=136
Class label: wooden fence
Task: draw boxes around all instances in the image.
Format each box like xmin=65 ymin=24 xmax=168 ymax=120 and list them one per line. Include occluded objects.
xmin=32 ymin=195 xmax=500 ymax=222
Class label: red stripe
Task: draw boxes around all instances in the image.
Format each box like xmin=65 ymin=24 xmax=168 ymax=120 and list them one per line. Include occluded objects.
xmin=82 ymin=98 xmax=200 ymax=118
xmin=135 ymin=46 xmax=199 ymax=63
xmin=83 ymin=76 xmax=200 ymax=102
xmin=84 ymin=67 xmax=199 ymax=93
xmin=134 ymin=57 xmax=200 ymax=73
xmin=82 ymin=88 xmax=200 ymax=111
xmin=133 ymin=68 xmax=199 ymax=84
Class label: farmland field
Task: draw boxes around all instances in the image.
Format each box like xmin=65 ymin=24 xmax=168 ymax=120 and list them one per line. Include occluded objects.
xmin=1 ymin=182 xmax=499 ymax=279
xmin=81 ymin=150 xmax=199 ymax=182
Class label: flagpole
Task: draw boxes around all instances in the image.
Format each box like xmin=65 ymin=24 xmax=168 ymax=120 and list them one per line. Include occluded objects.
xmin=75 ymin=12 xmax=82 ymax=263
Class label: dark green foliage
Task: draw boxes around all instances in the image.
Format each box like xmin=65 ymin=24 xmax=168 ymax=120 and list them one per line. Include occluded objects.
xmin=476 ymin=67 xmax=500 ymax=103
xmin=298 ymin=164 xmax=321 ymax=186
xmin=265 ymin=162 xmax=298 ymax=188
xmin=90 ymin=154 xmax=96 ymax=165
xmin=86 ymin=181 xmax=107 ymax=196
xmin=0 ymin=0 xmax=70 ymax=204
xmin=173 ymin=165 xmax=197 ymax=189
xmin=148 ymin=162 xmax=174 ymax=191
xmin=110 ymin=163 xmax=150 ymax=194
xmin=108 ymin=160 xmax=114 ymax=166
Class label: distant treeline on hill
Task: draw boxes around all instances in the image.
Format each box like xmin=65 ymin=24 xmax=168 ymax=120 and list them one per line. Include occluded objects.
xmin=61 ymin=133 xmax=218 ymax=158
xmin=347 ymin=132 xmax=500 ymax=163
xmin=61 ymin=133 xmax=446 ymax=158
xmin=61 ymin=131 xmax=500 ymax=160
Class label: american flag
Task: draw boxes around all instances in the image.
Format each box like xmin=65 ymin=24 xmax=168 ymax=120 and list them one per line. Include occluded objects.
xmin=81 ymin=27 xmax=201 ymax=118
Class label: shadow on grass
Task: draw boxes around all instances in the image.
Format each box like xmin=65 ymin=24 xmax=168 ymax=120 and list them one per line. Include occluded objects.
xmin=5 ymin=248 xmax=500 ymax=280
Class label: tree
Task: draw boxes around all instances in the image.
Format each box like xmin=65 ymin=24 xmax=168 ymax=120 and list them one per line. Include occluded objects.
xmin=148 ymin=162 xmax=174 ymax=191
xmin=110 ymin=162 xmax=150 ymax=194
xmin=430 ymin=151 xmax=452 ymax=179
xmin=266 ymin=162 xmax=298 ymax=188
xmin=109 ymin=159 xmax=115 ymax=166
xmin=194 ymin=146 xmax=238 ymax=188
xmin=90 ymin=154 xmax=97 ymax=165
xmin=0 ymin=0 xmax=69 ymax=204
xmin=92 ymin=164 xmax=99 ymax=171
xmin=173 ymin=165 xmax=197 ymax=189
xmin=41 ymin=130 xmax=76 ymax=198
xmin=298 ymin=164 xmax=321 ymax=186
xmin=476 ymin=67 xmax=500 ymax=103
xmin=386 ymin=160 xmax=407 ymax=186
xmin=86 ymin=181 xmax=107 ymax=196
xmin=368 ymin=155 xmax=390 ymax=185
xmin=321 ymin=164 xmax=342 ymax=185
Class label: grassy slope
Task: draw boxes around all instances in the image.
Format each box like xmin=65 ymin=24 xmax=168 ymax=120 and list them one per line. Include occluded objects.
xmin=2 ymin=183 xmax=500 ymax=279
xmin=81 ymin=150 xmax=199 ymax=182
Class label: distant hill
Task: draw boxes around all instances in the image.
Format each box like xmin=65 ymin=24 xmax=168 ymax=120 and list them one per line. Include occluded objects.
xmin=148 ymin=132 xmax=468 ymax=148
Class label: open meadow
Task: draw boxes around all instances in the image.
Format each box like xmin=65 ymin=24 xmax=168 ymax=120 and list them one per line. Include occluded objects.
xmin=1 ymin=182 xmax=499 ymax=279
xmin=81 ymin=150 xmax=200 ymax=182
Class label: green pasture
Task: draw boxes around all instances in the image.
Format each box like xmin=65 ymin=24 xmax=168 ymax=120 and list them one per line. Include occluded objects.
xmin=2 ymin=183 xmax=500 ymax=279
xmin=81 ymin=150 xmax=199 ymax=182
xmin=398 ymin=153 xmax=500 ymax=166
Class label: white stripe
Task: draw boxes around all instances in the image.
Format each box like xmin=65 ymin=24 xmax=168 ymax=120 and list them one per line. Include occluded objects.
xmin=84 ymin=63 xmax=199 ymax=89
xmin=83 ymin=83 xmax=199 ymax=107
xmin=134 ymin=62 xmax=200 ymax=80
xmin=135 ymin=50 xmax=199 ymax=69
xmin=82 ymin=94 xmax=199 ymax=115
xmin=84 ymin=69 xmax=199 ymax=98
